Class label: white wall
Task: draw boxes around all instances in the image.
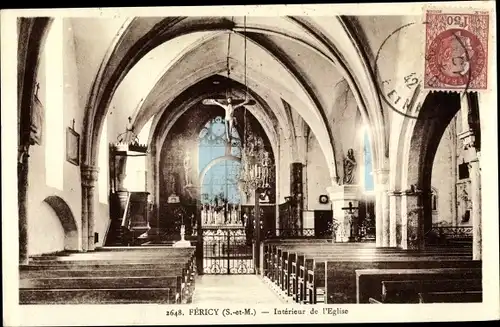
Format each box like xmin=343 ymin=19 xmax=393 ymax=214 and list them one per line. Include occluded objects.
xmin=26 ymin=19 xmax=110 ymax=255
xmin=306 ymin=133 xmax=331 ymax=211
xmin=431 ymin=122 xmax=454 ymax=225
xmin=27 ymin=202 xmax=65 ymax=255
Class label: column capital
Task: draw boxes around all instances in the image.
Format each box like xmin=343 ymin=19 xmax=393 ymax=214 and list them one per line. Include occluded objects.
xmin=81 ymin=164 xmax=99 ymax=187
xmin=327 ymin=184 xmax=359 ymax=201
xmin=401 ymin=184 xmax=432 ymax=196
xmin=373 ymin=169 xmax=390 ymax=185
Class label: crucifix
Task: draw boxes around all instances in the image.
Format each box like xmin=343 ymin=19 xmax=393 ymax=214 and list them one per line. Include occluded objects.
xmin=341 ymin=201 xmax=359 ymax=242
xmin=202 ymin=96 xmax=256 ymax=141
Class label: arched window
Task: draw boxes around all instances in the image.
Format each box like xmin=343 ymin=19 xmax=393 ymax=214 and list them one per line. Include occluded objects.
xmin=363 ymin=130 xmax=374 ymax=192
xmin=198 ymin=116 xmax=242 ymax=204
xmin=44 ymin=19 xmax=64 ymax=190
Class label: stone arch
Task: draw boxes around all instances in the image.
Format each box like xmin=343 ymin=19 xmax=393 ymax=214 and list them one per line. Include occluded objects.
xmin=42 ymin=196 xmax=79 ymax=251
xmin=148 ymin=77 xmax=283 ymax=209
xmin=397 ymin=92 xmax=464 ymax=249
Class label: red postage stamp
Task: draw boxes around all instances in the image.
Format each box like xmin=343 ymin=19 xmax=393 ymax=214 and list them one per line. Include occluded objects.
xmin=424 ymin=9 xmax=490 ymax=91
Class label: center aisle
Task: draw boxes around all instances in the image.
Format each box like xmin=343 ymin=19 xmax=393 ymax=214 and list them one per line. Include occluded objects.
xmin=192 ymin=275 xmax=284 ymax=304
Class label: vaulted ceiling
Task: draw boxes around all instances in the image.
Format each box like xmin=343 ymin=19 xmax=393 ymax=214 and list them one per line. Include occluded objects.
xmin=68 ymin=15 xmax=415 ymax=182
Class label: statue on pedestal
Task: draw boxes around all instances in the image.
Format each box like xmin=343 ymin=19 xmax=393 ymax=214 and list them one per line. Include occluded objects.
xmin=343 ymin=148 xmax=357 ymax=185
xmin=183 ymin=151 xmax=193 ymax=187
xmin=262 ymin=150 xmax=272 ymax=188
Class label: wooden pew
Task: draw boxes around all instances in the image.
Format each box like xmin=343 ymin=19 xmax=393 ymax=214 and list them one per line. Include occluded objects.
xmin=356 ymin=268 xmax=481 ymax=303
xmin=299 ymin=254 xmax=473 ymax=304
xmin=297 ymin=252 xmax=472 ymax=304
xmin=20 ymin=247 xmax=197 ymax=305
xmin=324 ymin=258 xmax=480 ymax=304
xmin=266 ymin=243 xmax=470 ymax=287
xmin=418 ymin=291 xmax=482 ymax=303
xmin=381 ymin=278 xmax=482 ymax=303
xmin=20 ymin=288 xmax=180 ymax=304
xmin=262 ymin=241 xmax=475 ymax=304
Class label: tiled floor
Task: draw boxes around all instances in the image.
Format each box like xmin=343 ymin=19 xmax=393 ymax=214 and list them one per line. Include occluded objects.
xmin=192 ymin=275 xmax=284 ymax=304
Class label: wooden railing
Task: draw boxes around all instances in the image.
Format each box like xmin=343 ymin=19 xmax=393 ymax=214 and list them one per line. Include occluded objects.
xmin=432 ymin=226 xmax=472 ymax=239
xmin=427 ymin=225 xmax=473 ymax=246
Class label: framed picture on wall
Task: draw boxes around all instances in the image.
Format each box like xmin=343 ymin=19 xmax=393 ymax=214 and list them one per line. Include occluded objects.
xmin=66 ymin=126 xmax=80 ymax=166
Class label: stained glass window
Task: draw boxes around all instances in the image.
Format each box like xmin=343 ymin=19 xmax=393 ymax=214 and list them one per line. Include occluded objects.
xmin=198 ymin=116 xmax=242 ymax=205
xmin=364 ymin=131 xmax=374 ymax=192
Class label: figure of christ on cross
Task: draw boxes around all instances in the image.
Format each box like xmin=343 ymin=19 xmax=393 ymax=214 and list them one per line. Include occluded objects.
xmin=202 ymin=96 xmax=255 ymax=141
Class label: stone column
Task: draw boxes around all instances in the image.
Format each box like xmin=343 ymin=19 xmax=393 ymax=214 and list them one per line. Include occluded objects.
xmin=458 ymin=93 xmax=481 ymax=260
xmin=375 ymin=191 xmax=382 ymax=246
xmin=375 ymin=170 xmax=390 ymax=247
xmin=400 ymin=188 xmax=425 ymax=250
xmin=290 ymin=163 xmax=303 ymax=233
xmin=81 ymin=165 xmax=99 ymax=252
xmin=388 ymin=191 xmax=402 ymax=247
xmin=328 ymin=185 xmax=359 ymax=242
xmin=469 ymin=158 xmax=481 ymax=260
xmin=18 ymin=144 xmax=30 ymax=264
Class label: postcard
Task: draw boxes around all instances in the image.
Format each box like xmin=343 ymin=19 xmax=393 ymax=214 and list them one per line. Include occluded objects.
xmin=1 ymin=2 xmax=498 ymax=325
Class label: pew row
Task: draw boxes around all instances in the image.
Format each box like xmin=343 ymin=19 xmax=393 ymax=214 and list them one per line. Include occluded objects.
xmin=20 ymin=247 xmax=196 ymax=305
xmin=356 ymin=268 xmax=481 ymax=303
xmin=261 ymin=241 xmax=478 ymax=304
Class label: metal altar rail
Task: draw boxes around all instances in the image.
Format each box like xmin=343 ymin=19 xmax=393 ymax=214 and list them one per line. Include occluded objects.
xmin=201 ymin=227 xmax=254 ymax=274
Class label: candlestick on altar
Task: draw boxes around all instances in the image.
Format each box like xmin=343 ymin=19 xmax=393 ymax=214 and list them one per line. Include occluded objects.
xmin=180 ymin=224 xmax=185 ymax=241
xmin=173 ymin=224 xmax=191 ymax=247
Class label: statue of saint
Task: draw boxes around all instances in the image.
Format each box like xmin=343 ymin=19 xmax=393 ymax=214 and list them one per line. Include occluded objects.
xmin=343 ymin=148 xmax=357 ymax=185
xmin=183 ymin=151 xmax=192 ymax=186
xmin=459 ymin=188 xmax=471 ymax=222
xmin=242 ymin=213 xmax=248 ymax=227
xmin=168 ymin=174 xmax=177 ymax=194
xmin=262 ymin=150 xmax=271 ymax=187
xmin=202 ymin=96 xmax=254 ymax=140
xmin=117 ymin=116 xmax=138 ymax=144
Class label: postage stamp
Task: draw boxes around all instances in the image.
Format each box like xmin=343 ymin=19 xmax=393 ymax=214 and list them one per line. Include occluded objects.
xmin=424 ymin=9 xmax=490 ymax=91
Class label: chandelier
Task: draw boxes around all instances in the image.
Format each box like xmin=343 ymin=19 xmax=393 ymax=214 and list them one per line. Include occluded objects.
xmin=238 ymin=128 xmax=274 ymax=198
xmin=237 ymin=16 xmax=275 ymax=199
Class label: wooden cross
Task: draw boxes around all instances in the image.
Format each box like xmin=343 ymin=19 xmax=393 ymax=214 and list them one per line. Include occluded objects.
xmin=341 ymin=201 xmax=359 ymax=241
xmin=202 ymin=97 xmax=256 ymax=107
xmin=71 ymin=119 xmax=75 ymax=130
xmin=341 ymin=201 xmax=358 ymax=213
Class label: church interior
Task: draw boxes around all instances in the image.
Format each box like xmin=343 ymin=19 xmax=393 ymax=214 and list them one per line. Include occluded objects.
xmin=17 ymin=15 xmax=485 ymax=305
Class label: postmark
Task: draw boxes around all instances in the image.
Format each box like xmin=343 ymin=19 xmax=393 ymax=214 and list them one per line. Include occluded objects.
xmin=424 ymin=9 xmax=489 ymax=91
xmin=373 ymin=22 xmax=450 ymax=120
